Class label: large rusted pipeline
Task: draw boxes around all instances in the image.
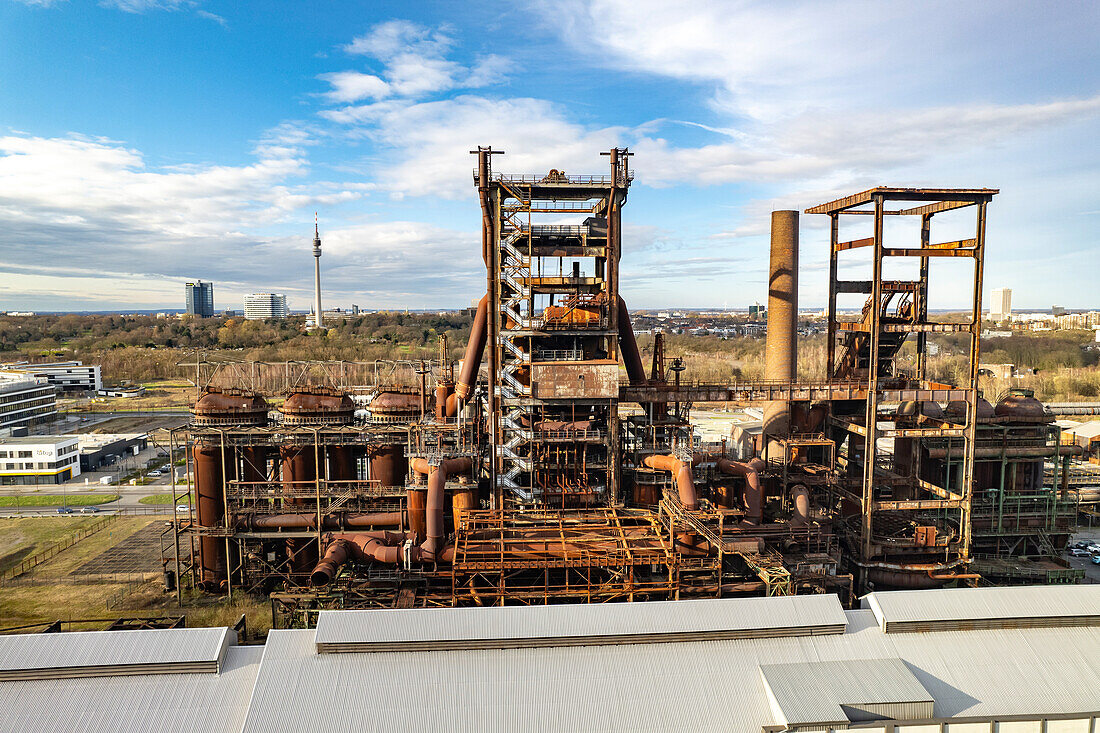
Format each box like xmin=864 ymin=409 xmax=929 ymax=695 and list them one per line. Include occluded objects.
xmin=450 ymin=294 xmax=489 ymax=412
xmin=410 ymin=456 xmax=473 ymax=559
xmin=717 ymin=457 xmax=765 ymax=524
xmin=926 ymin=445 xmax=1082 ymax=459
xmin=642 ymin=453 xmax=699 ymax=510
xmin=763 ymin=210 xmax=798 ymax=439
xmin=240 ymin=512 xmax=402 ymax=530
xmin=310 ymin=531 xmax=428 ymax=585
xmin=193 ymin=444 xmax=228 ymax=589
xmin=617 ymin=296 xmax=647 ymax=386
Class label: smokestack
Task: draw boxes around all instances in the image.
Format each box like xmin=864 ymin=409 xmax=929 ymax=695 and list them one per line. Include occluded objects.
xmin=312 ymin=213 xmax=324 ymax=330
xmin=763 ymin=210 xmax=798 ymax=439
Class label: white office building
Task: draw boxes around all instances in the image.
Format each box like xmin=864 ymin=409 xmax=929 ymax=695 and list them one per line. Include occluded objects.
xmin=0 ymin=435 xmax=80 ymax=485
xmin=244 ymin=293 xmax=289 ymax=320
xmin=990 ymin=287 xmax=1012 ymax=321
xmin=0 ymin=373 xmax=57 ymax=432
xmin=3 ymin=361 xmax=102 ymax=392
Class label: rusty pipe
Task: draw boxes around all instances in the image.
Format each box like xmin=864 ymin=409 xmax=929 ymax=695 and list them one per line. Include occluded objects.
xmin=642 ymin=453 xmax=699 ymax=510
xmin=617 ymin=295 xmax=647 ymax=386
xmin=241 ymin=512 xmax=402 ymax=530
xmin=453 ymin=294 xmax=489 ymax=406
xmin=310 ymin=531 xmax=415 ymax=585
xmin=411 ymin=456 xmax=473 ymax=559
xmin=926 ymin=445 xmax=1082 ymax=459
xmin=717 ymin=457 xmax=765 ymax=524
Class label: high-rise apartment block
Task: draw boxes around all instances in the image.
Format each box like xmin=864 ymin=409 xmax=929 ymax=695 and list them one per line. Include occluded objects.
xmin=990 ymin=287 xmax=1012 ymax=321
xmin=185 ymin=280 xmax=215 ymax=318
xmin=244 ymin=293 xmax=289 ymax=320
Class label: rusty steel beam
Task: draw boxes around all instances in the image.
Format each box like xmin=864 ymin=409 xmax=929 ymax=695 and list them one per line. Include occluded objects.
xmin=835 ymin=236 xmax=874 ymax=251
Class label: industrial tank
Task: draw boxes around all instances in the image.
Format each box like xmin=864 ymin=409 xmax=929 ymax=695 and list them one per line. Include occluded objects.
xmin=191 ymin=388 xmax=268 ymax=591
xmin=279 ymin=388 xmax=356 ymax=574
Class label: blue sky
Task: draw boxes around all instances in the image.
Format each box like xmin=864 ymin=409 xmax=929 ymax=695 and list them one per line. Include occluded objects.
xmin=0 ymin=0 xmax=1097 ymax=312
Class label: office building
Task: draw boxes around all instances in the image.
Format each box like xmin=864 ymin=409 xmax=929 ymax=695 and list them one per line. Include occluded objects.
xmin=3 ymin=361 xmax=102 ymax=392
xmin=186 ymin=280 xmax=215 ymax=318
xmin=0 ymin=373 xmax=57 ymax=432
xmin=990 ymin=287 xmax=1012 ymax=321
xmin=243 ymin=293 xmax=288 ymax=320
xmin=0 ymin=435 xmax=80 ymax=485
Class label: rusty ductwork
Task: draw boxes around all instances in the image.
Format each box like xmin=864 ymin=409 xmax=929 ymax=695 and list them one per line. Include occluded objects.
xmin=642 ymin=453 xmax=699 ymax=510
xmin=453 ymin=293 xmax=489 ymax=407
xmin=410 ymin=456 xmax=473 ymax=560
xmin=717 ymin=457 xmax=765 ymax=524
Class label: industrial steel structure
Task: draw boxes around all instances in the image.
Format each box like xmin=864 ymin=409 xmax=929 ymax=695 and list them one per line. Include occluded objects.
xmin=170 ymin=150 xmax=1085 ymax=623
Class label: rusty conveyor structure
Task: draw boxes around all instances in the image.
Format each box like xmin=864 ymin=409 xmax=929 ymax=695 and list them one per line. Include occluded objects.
xmin=172 ymin=152 xmax=1082 ymax=626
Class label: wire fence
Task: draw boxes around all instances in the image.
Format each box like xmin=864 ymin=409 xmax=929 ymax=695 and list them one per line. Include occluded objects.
xmin=0 ymin=513 xmax=120 ymax=586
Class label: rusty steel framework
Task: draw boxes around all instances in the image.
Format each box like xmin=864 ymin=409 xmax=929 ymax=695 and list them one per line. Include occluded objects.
xmin=169 ymin=157 xmax=1088 ymax=623
xmin=808 ymin=187 xmax=995 ymax=587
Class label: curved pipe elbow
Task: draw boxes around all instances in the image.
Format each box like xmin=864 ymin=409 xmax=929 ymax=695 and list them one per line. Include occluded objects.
xmin=717 ymin=458 xmax=764 ymax=524
xmin=643 ymin=453 xmax=699 ymax=510
xmin=790 ymin=484 xmax=810 ymax=526
xmin=412 ymin=457 xmax=473 ymax=558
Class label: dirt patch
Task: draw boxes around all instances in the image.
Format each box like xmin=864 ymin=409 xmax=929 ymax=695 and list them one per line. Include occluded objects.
xmin=88 ymin=414 xmax=188 ymax=434
xmin=72 ymin=522 xmax=186 ymax=575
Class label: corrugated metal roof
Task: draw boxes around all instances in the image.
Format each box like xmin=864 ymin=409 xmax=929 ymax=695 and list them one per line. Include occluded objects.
xmin=314 ymin=594 xmax=847 ymax=652
xmin=0 ymin=627 xmax=232 ymax=680
xmin=0 ymin=645 xmax=262 ymax=733
xmin=760 ymin=658 xmax=934 ymax=727
xmin=241 ymin=605 xmax=1100 ymax=733
xmin=863 ymin=585 xmax=1100 ymax=632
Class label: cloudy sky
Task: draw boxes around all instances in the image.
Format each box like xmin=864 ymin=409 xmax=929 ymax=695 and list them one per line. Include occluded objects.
xmin=0 ymin=0 xmax=1097 ymax=312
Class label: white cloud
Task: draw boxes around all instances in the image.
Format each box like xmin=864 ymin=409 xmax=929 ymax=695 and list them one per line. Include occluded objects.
xmin=318 ymin=71 xmax=391 ymax=103
xmin=320 ymin=20 xmax=508 ymax=103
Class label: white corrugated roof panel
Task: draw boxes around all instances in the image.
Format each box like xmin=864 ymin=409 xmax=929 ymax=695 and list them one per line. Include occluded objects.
xmin=0 ymin=627 xmax=233 ymax=680
xmin=863 ymin=585 xmax=1100 ymax=632
xmin=760 ymin=658 xmax=934 ymax=728
xmin=0 ymin=645 xmax=262 ymax=733
xmin=314 ymin=594 xmax=848 ymax=652
xmin=241 ymin=604 xmax=1100 ymax=733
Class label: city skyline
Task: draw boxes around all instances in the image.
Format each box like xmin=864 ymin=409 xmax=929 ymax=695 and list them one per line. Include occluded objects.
xmin=1 ymin=1 xmax=1098 ymax=311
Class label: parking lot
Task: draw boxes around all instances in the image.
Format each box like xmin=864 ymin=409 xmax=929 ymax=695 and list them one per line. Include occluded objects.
xmin=1063 ymin=527 xmax=1100 ymax=583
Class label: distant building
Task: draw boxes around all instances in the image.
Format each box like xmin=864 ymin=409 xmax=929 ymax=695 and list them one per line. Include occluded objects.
xmin=77 ymin=433 xmax=147 ymax=471
xmin=3 ymin=361 xmax=102 ymax=392
xmin=0 ymin=435 xmax=80 ymax=485
xmin=244 ymin=293 xmax=288 ymax=320
xmin=748 ymin=302 xmax=766 ymax=319
xmin=1052 ymin=305 xmax=1066 ymax=316
xmin=185 ymin=280 xmax=215 ymax=318
xmin=989 ymin=287 xmax=1012 ymax=321
xmin=0 ymin=373 xmax=57 ymax=432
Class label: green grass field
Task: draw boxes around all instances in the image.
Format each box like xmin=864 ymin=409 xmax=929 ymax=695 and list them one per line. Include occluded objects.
xmin=0 ymin=494 xmax=119 ymax=507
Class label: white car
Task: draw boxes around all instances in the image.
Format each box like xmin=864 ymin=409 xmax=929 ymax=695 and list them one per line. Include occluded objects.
xmin=175 ymin=504 xmax=190 ymax=513
xmin=1086 ymin=543 xmax=1100 ymax=553
xmin=148 ymin=470 xmax=163 ymax=477
xmin=1068 ymin=548 xmax=1091 ymax=557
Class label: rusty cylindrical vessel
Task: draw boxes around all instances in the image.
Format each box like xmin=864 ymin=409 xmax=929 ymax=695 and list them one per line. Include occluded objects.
xmin=279 ymin=388 xmax=356 ymax=574
xmin=191 ymin=388 xmax=268 ymax=591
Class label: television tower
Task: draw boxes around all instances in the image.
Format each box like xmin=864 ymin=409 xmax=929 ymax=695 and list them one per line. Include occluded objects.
xmin=311 ymin=213 xmax=325 ymax=330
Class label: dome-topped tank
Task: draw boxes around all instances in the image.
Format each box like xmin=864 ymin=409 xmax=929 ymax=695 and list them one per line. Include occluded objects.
xmin=191 ymin=388 xmax=268 ymax=426
xmin=919 ymin=401 xmax=945 ymax=420
xmin=994 ymin=389 xmax=1051 ymax=422
xmin=945 ymin=397 xmax=995 ymax=420
xmin=368 ymin=389 xmax=421 ymax=423
xmin=279 ymin=387 xmax=355 ymax=426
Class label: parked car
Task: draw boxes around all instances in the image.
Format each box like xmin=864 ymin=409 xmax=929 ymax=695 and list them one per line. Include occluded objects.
xmin=148 ymin=470 xmax=163 ymax=477
xmin=176 ymin=504 xmax=190 ymax=513
xmin=1086 ymin=543 xmax=1100 ymax=553
xmin=1070 ymin=541 xmax=1091 ymax=549
xmin=56 ymin=506 xmax=73 ymax=514
xmin=1068 ymin=548 xmax=1091 ymax=557
xmin=1092 ymin=555 xmax=1100 ymax=565
xmin=79 ymin=506 xmax=100 ymax=514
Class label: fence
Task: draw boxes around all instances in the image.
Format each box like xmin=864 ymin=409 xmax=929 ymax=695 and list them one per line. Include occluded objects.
xmin=0 ymin=513 xmax=120 ymax=585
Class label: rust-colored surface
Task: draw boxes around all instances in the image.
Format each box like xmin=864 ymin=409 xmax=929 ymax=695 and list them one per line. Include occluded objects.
xmin=530 ymin=361 xmax=619 ymax=399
